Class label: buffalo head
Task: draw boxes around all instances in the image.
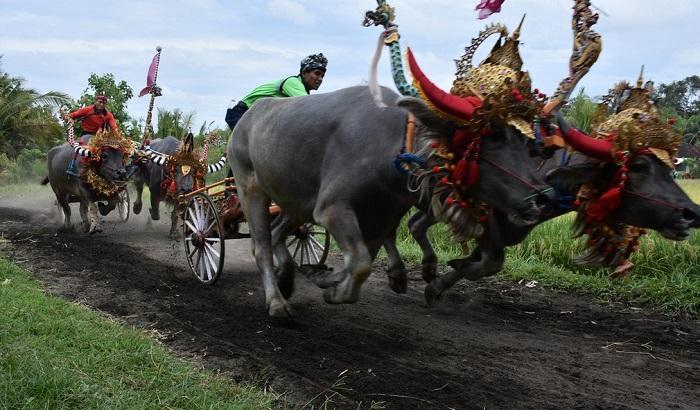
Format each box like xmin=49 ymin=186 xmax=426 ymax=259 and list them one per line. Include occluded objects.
xmin=97 ymin=147 xmax=129 ymax=185
xmin=398 ymin=48 xmax=552 ymax=228
xmin=547 ymin=156 xmax=697 ymax=240
xmin=173 ymin=163 xmax=197 ymax=195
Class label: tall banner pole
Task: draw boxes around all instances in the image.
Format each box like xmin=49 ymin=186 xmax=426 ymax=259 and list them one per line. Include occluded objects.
xmin=143 ymin=46 xmax=162 ymax=143
xmin=363 ymin=0 xmax=418 ymax=97
xmin=542 ymin=0 xmax=602 ymax=115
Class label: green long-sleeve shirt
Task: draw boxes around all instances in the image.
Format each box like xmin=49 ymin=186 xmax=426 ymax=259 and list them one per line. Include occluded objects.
xmin=240 ymin=75 xmax=308 ymax=108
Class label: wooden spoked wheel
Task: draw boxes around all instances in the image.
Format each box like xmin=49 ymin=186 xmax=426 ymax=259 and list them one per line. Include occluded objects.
xmin=183 ymin=193 xmax=225 ymax=285
xmin=286 ymin=223 xmax=330 ymax=267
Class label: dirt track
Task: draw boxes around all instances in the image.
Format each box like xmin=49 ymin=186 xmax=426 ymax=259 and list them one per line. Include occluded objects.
xmin=1 ymin=192 xmax=699 ymax=410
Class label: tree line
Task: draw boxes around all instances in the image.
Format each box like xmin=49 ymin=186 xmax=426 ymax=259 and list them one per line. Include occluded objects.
xmin=0 ymin=55 xmax=697 ymax=182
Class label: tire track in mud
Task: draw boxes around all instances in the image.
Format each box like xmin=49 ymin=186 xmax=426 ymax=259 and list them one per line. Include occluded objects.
xmin=1 ymin=205 xmax=699 ymax=409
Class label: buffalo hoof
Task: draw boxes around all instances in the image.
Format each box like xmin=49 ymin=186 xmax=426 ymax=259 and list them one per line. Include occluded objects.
xmin=424 ymin=281 xmax=443 ymax=307
xmin=133 ymin=201 xmax=142 ymax=215
xmin=447 ymin=258 xmax=488 ymax=281
xmin=98 ymin=202 xmax=109 ymax=216
xmin=267 ymin=298 xmax=294 ymax=318
xmin=168 ymin=230 xmax=182 ymax=240
xmin=323 ymin=274 xmax=359 ymax=305
xmin=82 ymin=222 xmax=91 ymax=233
xmin=149 ymin=208 xmax=160 ymax=221
xmin=300 ymin=265 xmax=344 ymax=289
xmin=421 ymin=256 xmax=438 ymax=283
xmin=387 ymin=266 xmax=408 ymax=294
xmin=89 ymin=225 xmax=103 ymax=234
xmin=57 ymin=225 xmax=75 ymax=234
xmin=276 ymin=266 xmax=296 ymax=299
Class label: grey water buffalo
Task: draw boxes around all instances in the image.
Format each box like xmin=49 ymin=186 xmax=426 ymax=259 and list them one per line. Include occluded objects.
xmin=131 ymin=136 xmax=180 ymax=235
xmin=42 ymin=135 xmax=130 ymax=233
xmin=408 ymin=113 xmax=700 ymax=305
xmin=133 ymin=134 xmax=227 ymax=237
xmin=228 ymin=85 xmax=553 ymax=317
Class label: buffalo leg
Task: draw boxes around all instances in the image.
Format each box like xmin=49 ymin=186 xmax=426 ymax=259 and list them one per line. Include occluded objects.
xmin=270 ymin=213 xmax=298 ymax=299
xmin=98 ymin=197 xmax=116 ymax=216
xmin=424 ymin=236 xmax=505 ymax=306
xmin=241 ymin=188 xmax=292 ymax=317
xmin=56 ymin=193 xmax=72 ymax=231
xmin=148 ymin=185 xmax=161 ymax=221
xmin=87 ymin=202 xmax=103 ymax=234
xmin=169 ymin=204 xmax=181 ymax=238
xmin=78 ymin=200 xmax=90 ymax=233
xmin=382 ymin=227 xmax=408 ymax=294
xmin=408 ymin=211 xmax=438 ymax=283
xmin=318 ymin=206 xmax=372 ymax=304
xmin=149 ymin=192 xmax=161 ymax=221
xmin=133 ymin=180 xmax=144 ymax=214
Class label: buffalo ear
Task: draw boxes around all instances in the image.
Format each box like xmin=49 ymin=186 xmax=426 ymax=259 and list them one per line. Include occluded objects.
xmin=183 ymin=132 xmax=195 ymax=152
xmin=545 ymin=162 xmax=611 ymax=192
xmin=396 ymin=97 xmax=454 ymax=135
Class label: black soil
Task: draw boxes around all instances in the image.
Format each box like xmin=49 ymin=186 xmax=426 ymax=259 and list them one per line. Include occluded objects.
xmin=1 ymin=204 xmax=698 ymax=410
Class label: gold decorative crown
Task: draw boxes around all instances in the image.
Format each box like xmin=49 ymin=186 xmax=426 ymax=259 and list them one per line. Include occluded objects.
xmin=86 ymin=128 xmax=135 ymax=159
xmin=451 ymin=16 xmax=543 ymax=138
xmin=171 ymin=142 xmax=205 ymax=170
xmin=592 ymin=67 xmax=681 ymax=167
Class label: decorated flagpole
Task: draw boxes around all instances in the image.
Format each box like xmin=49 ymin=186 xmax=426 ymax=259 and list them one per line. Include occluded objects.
xmin=142 ymin=46 xmax=163 ymax=144
xmin=542 ymin=0 xmax=602 ymax=115
xmin=363 ymin=0 xmax=418 ymax=97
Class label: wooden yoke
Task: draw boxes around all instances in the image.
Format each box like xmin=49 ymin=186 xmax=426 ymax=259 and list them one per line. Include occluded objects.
xmin=405 ymin=113 xmax=417 ymax=154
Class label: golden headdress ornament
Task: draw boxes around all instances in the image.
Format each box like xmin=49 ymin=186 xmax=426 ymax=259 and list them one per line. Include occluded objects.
xmin=450 ymin=15 xmax=543 ymax=138
xmin=592 ymin=66 xmax=681 ymax=167
xmin=86 ymin=128 xmax=136 ymax=159
xmin=170 ymin=132 xmax=206 ymax=173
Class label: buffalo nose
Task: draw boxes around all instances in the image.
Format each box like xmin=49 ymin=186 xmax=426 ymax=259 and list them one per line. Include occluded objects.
xmin=681 ymin=207 xmax=698 ymax=225
xmin=534 ymin=191 xmax=553 ymax=209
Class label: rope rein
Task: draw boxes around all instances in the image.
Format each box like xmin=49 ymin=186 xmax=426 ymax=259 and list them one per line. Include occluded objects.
xmin=623 ymin=190 xmax=686 ymax=211
xmin=480 ymin=156 xmax=552 ymax=199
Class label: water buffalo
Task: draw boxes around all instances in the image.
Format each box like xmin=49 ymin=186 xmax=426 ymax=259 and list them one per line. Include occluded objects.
xmin=409 ymin=111 xmax=700 ymax=305
xmin=133 ymin=134 xmax=227 ymax=237
xmin=228 ymin=83 xmax=553 ymax=317
xmin=42 ymin=132 xmax=131 ymax=233
xmin=131 ymin=136 xmax=180 ymax=235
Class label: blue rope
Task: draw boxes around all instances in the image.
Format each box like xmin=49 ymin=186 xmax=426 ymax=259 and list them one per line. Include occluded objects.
xmin=393 ymin=153 xmax=426 ymax=176
xmin=66 ymin=159 xmax=79 ymax=177
xmin=560 ymin=148 xmax=572 ymax=167
xmin=553 ymin=184 xmax=575 ymax=210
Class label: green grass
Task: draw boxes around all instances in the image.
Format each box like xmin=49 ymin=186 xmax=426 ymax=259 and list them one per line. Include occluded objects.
xmin=0 ymin=182 xmax=47 ymax=197
xmin=394 ymin=179 xmax=700 ymax=317
xmin=0 ymin=257 xmax=278 ymax=410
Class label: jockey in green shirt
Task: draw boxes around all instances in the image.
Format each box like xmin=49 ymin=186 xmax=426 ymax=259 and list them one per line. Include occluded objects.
xmin=225 ymin=53 xmax=328 ymax=130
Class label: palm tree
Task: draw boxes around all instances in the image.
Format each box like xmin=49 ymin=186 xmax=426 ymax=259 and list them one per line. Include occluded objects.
xmin=561 ymin=89 xmax=598 ymax=134
xmin=0 ymin=61 xmax=70 ymax=157
xmin=155 ymin=108 xmax=196 ymax=140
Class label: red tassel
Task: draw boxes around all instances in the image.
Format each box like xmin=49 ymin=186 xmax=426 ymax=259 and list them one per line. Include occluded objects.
xmin=452 ymin=159 xmax=468 ymax=185
xmin=586 ymin=186 xmax=621 ymax=221
xmin=168 ymin=180 xmax=177 ymax=194
xmin=452 ymin=129 xmax=470 ymax=152
xmin=465 ymin=160 xmax=479 ymax=187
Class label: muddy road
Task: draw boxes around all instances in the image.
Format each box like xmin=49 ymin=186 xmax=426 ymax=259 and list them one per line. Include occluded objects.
xmin=1 ymin=192 xmax=698 ymax=409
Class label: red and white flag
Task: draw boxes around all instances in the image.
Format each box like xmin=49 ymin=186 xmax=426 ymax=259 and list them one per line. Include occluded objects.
xmin=475 ymin=0 xmax=506 ymax=20
xmin=138 ymin=52 xmax=160 ymax=97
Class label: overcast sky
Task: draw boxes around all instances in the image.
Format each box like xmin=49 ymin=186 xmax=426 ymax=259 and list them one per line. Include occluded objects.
xmin=1 ymin=0 xmax=698 ymax=130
